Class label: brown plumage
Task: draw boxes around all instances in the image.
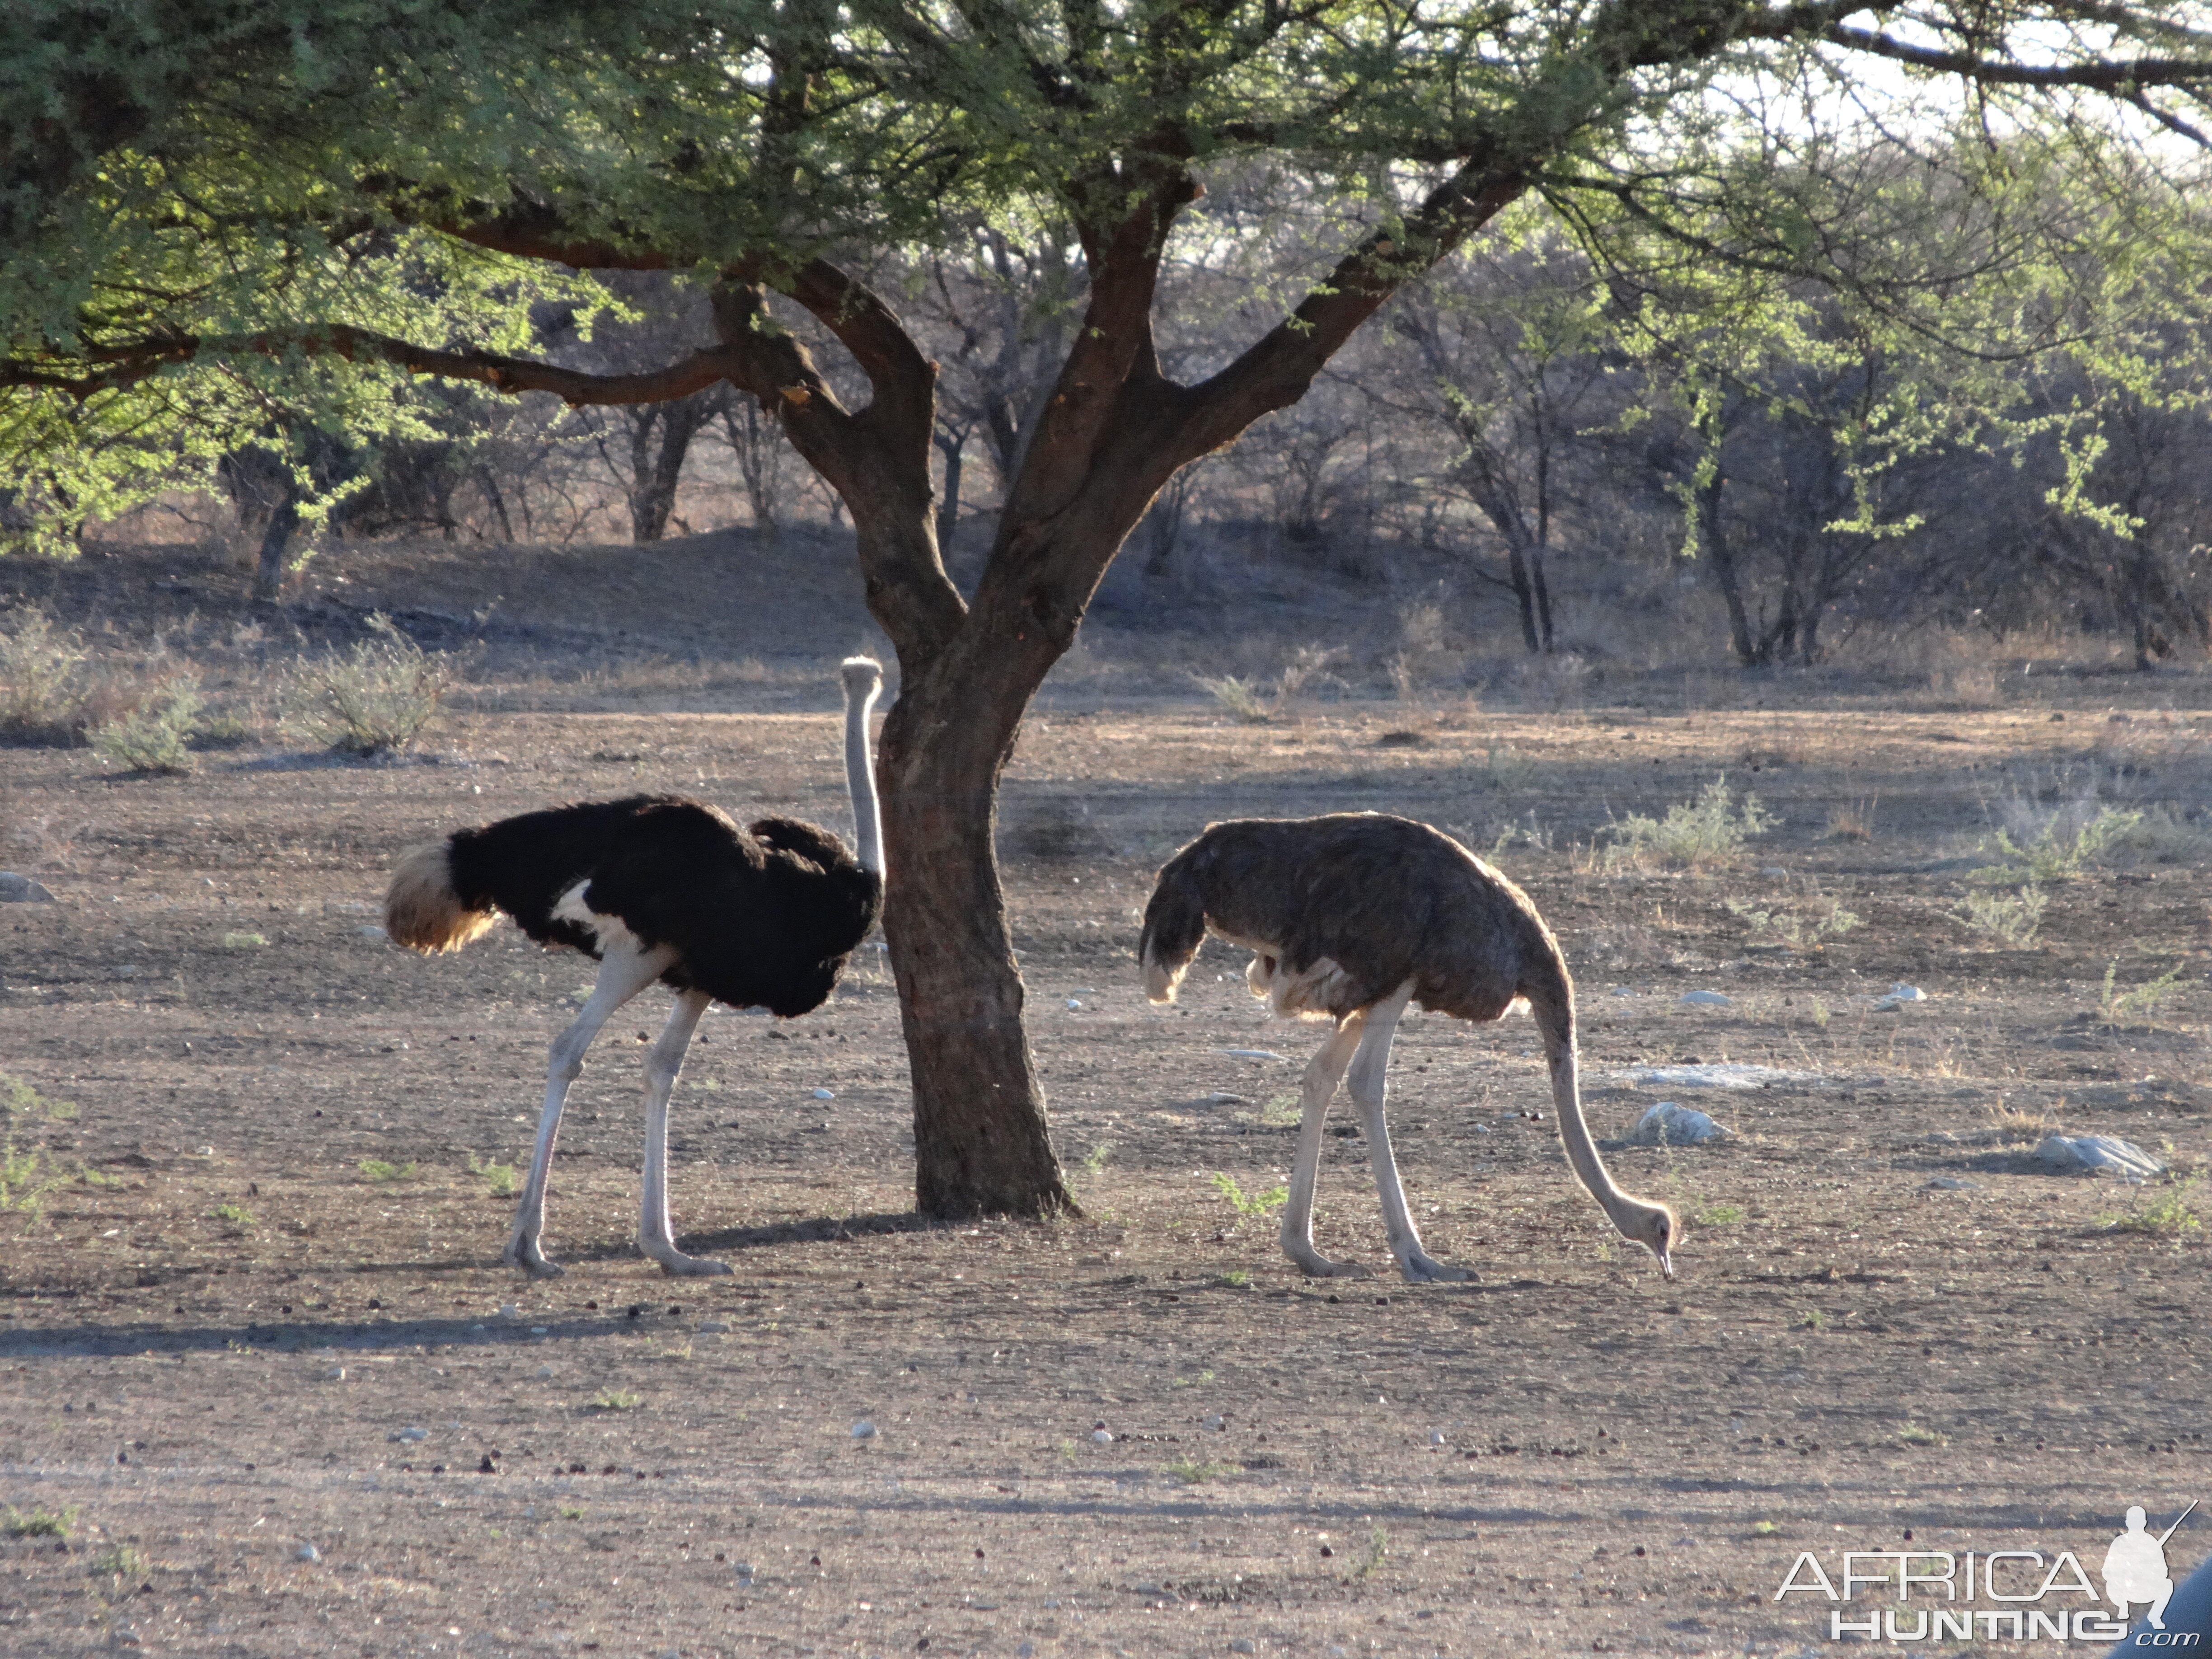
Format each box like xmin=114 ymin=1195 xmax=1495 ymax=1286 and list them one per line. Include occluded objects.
xmin=1143 ymin=813 xmax=1674 ymax=1281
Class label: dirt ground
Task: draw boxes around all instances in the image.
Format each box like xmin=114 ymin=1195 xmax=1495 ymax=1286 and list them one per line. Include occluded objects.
xmin=2 ymin=536 xmax=2210 ymax=1658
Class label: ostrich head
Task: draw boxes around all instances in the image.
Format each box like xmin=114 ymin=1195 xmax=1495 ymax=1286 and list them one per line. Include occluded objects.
xmin=1617 ymin=1198 xmax=1676 ymax=1278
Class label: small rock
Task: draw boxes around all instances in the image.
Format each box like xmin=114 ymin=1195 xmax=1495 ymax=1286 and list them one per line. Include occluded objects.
xmin=359 ymin=924 xmax=387 ymax=939
xmin=1679 ymin=990 xmax=1732 ymax=1007
xmin=811 ymin=1087 xmax=834 ymax=1100
xmin=2034 ymin=1133 xmax=2164 ymax=1182
xmin=1217 ymin=1048 xmax=1287 ymax=1061
xmin=1066 ymin=998 xmax=1083 ymax=1010
xmin=391 ymin=1426 xmax=428 ymax=1443
xmin=499 ymin=1303 xmax=520 ymax=1320
xmin=1134 ymin=1581 xmax=1163 ymax=1597
xmin=323 ymin=1366 xmax=346 ymax=1382
xmin=851 ymin=1419 xmax=878 ymax=1439
xmin=1230 ymin=1641 xmax=1258 ymax=1655
xmin=1429 ymin=1429 xmax=1448 ymax=1446
xmin=1624 ymin=1102 xmax=1729 ymax=1147
xmin=110 ymin=1626 xmax=144 ymax=1649
xmin=1018 ymin=1643 xmax=1036 ymax=1659
xmin=296 ymin=1542 xmax=321 ymax=1562
xmin=1203 ymin=1415 xmax=1225 ymax=1431
xmin=0 ymin=872 xmax=56 ymax=903
xmin=698 ymin=1319 xmax=731 ymax=1333
xmin=1872 ymin=981 xmax=1928 ymax=1011
xmin=1927 ymin=1176 xmax=1978 ymax=1191
xmin=732 ymin=1562 xmax=755 ymax=1586
xmin=1092 ymin=1424 xmax=1114 ymax=1443
xmin=535 ymin=1365 xmax=555 ymax=1379
xmin=530 ymin=1325 xmax=548 ymax=1336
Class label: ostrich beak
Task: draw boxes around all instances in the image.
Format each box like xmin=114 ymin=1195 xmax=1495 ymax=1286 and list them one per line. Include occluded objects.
xmin=1654 ymin=1244 xmax=1674 ymax=1279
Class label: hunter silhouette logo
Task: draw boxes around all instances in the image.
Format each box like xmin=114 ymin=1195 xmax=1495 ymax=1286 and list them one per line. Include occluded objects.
xmin=2108 ymin=1502 xmax=2197 ymax=1632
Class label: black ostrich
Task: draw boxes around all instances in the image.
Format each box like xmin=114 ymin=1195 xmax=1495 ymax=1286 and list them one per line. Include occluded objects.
xmin=1141 ymin=813 xmax=1673 ymax=1282
xmin=384 ymin=657 xmax=886 ymax=1278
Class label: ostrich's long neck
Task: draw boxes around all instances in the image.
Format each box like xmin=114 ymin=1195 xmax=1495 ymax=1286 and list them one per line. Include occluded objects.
xmin=1545 ymin=1040 xmax=1636 ymax=1223
xmin=1534 ymin=989 xmax=1646 ymax=1230
xmin=842 ymin=667 xmax=884 ymax=878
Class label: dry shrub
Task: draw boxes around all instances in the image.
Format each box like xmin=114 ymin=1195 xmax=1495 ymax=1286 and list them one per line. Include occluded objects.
xmin=1511 ymin=651 xmax=1590 ymax=712
xmin=291 ymin=614 xmax=452 ymax=754
xmin=1824 ymin=797 xmax=1879 ymax=843
xmin=88 ymin=675 xmax=204 ymax=774
xmin=1000 ymin=795 xmax=1110 ymax=863
xmin=0 ymin=609 xmax=86 ymax=744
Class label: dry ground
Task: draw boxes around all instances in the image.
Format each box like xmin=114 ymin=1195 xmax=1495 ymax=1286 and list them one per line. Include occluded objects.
xmin=2 ymin=537 xmax=2210 ymax=1659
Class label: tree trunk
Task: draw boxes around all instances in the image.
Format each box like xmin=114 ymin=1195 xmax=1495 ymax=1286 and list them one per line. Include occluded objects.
xmin=934 ymin=426 xmax=966 ymax=557
xmin=877 ymin=647 xmax=1072 ymax=1217
xmin=252 ymin=492 xmax=299 ymax=602
xmin=1697 ymin=473 xmax=1762 ymax=666
xmin=626 ymin=392 xmax=717 ymax=542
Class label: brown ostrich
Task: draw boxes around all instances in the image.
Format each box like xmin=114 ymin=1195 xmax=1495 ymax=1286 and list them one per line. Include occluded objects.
xmin=1140 ymin=813 xmax=1674 ymax=1281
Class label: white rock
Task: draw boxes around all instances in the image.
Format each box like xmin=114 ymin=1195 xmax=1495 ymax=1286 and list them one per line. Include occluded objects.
xmin=296 ymin=1542 xmax=321 ymax=1562
xmin=851 ymin=1419 xmax=878 ymax=1439
xmin=1067 ymin=998 xmax=1084 ymax=1010
xmin=1429 ymin=1429 xmax=1448 ymax=1445
xmin=812 ymin=1088 xmax=835 ymax=1100
xmin=1872 ymin=982 xmax=1928 ymax=1011
xmin=1217 ymin=1048 xmax=1287 ymax=1061
xmin=1092 ymin=1427 xmax=1114 ymax=1444
xmin=1679 ymin=990 xmax=1732 ymax=1007
xmin=1203 ymin=1415 xmax=1225 ymax=1431
xmin=323 ymin=1366 xmax=346 ymax=1382
xmin=530 ymin=1326 xmax=548 ymax=1336
xmin=391 ymin=1426 xmax=428 ymax=1443
xmin=2034 ymin=1134 xmax=2164 ymax=1182
xmin=1617 ymin=1062 xmax=1816 ymax=1091
xmin=1624 ymin=1102 xmax=1730 ymax=1147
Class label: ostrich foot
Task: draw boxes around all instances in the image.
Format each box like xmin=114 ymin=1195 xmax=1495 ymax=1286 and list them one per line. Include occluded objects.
xmin=1395 ymin=1251 xmax=1472 ymax=1284
xmin=647 ymin=1247 xmax=733 ymax=1278
xmin=1285 ymin=1248 xmax=1371 ymax=1279
xmin=505 ymin=1238 xmax=565 ymax=1279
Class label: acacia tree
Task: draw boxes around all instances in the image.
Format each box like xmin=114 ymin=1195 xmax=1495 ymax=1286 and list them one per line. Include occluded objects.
xmin=5 ymin=1 xmax=2210 ymax=1216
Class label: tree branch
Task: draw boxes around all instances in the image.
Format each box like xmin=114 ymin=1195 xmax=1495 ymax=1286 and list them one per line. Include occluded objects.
xmin=1811 ymin=21 xmax=2212 ymax=94
xmin=1 ymin=326 xmax=740 ymax=404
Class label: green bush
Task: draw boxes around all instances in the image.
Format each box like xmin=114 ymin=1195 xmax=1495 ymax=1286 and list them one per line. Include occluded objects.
xmin=1973 ymin=806 xmax=2142 ymax=885
xmin=88 ymin=677 xmax=203 ymax=773
xmin=1950 ymin=885 xmax=2048 ymax=947
xmin=1606 ymin=777 xmax=1773 ymax=870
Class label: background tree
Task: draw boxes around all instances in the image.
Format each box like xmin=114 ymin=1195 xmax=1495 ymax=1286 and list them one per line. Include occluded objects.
xmin=5 ymin=0 xmax=2210 ymax=1217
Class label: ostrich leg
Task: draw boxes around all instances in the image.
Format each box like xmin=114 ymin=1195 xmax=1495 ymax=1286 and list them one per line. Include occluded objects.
xmin=506 ymin=940 xmax=674 ymax=1278
xmin=1345 ymin=980 xmax=1470 ymax=1284
xmin=636 ymin=989 xmax=726 ymax=1276
xmin=1279 ymin=1011 xmax=1369 ymax=1278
